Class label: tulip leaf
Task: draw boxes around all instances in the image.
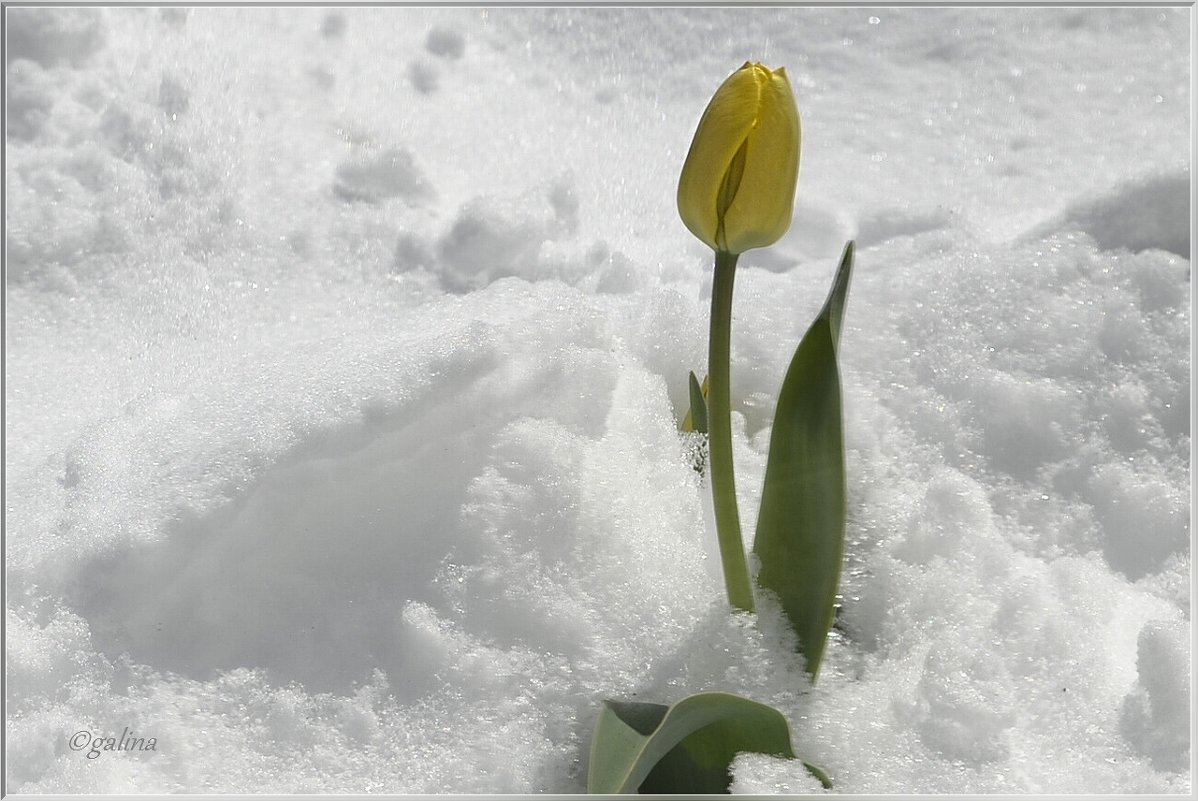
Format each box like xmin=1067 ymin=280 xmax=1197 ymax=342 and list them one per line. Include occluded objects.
xmin=687 ymin=371 xmax=709 ymax=434
xmin=680 ymin=373 xmax=710 ymax=434
xmin=753 ymin=241 xmax=854 ymax=683
xmin=587 ymin=692 xmax=831 ymax=794
xmin=822 ymin=241 xmax=854 ymax=349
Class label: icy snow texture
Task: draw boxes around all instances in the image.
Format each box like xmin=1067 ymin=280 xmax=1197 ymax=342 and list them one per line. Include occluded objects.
xmin=4 ymin=6 xmax=1192 ymax=794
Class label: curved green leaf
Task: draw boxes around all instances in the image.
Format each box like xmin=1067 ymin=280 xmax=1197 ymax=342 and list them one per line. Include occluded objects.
xmin=587 ymin=692 xmax=831 ymax=793
xmin=753 ymin=241 xmax=854 ymax=683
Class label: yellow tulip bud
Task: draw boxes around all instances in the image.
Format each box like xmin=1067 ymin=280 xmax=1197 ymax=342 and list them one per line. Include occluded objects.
xmin=677 ymin=62 xmax=801 ymax=255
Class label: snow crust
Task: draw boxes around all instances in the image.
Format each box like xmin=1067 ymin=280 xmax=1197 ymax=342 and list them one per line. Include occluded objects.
xmin=5 ymin=6 xmax=1192 ymax=794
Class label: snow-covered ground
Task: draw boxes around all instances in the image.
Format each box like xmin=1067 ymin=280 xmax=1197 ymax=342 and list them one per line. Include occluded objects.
xmin=4 ymin=6 xmax=1192 ymax=794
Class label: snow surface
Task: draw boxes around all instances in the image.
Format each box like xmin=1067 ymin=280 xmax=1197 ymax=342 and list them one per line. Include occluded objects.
xmin=4 ymin=5 xmax=1192 ymax=794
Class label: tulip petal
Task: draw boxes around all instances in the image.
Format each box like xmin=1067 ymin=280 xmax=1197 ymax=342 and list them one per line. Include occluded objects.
xmin=722 ymin=67 xmax=801 ymax=254
xmin=677 ymin=63 xmax=761 ymax=251
xmin=715 ymin=138 xmax=749 ymax=251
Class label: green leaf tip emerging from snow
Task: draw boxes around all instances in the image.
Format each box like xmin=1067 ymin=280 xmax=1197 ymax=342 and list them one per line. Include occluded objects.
xmin=587 ymin=691 xmax=831 ymax=793
xmin=753 ymin=240 xmax=854 ymax=683
xmin=687 ymin=370 xmax=709 ymax=434
xmin=681 ymin=371 xmax=709 ymax=434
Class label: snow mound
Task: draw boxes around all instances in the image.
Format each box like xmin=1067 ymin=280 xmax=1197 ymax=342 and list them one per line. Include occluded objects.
xmin=1048 ymin=171 xmax=1191 ymax=258
xmin=5 ymin=7 xmax=107 ymax=68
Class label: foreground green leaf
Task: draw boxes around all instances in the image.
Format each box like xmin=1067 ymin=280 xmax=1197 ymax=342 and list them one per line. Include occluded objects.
xmin=753 ymin=241 xmax=854 ymax=682
xmin=587 ymin=691 xmax=831 ymax=793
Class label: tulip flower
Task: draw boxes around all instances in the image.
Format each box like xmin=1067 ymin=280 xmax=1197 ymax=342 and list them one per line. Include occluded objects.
xmin=678 ymin=62 xmax=801 ymax=613
xmin=677 ymin=62 xmax=801 ymax=256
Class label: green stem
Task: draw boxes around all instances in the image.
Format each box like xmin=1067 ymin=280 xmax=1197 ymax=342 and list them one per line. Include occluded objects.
xmin=708 ymin=250 xmax=754 ymax=613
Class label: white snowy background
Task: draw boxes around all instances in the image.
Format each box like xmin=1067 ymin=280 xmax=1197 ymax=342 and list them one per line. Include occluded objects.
xmin=4 ymin=6 xmax=1192 ymax=794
